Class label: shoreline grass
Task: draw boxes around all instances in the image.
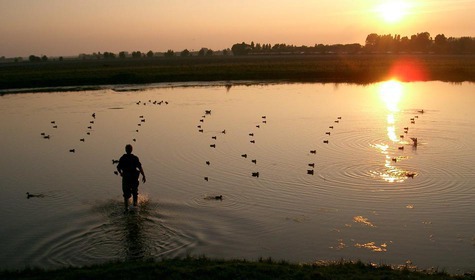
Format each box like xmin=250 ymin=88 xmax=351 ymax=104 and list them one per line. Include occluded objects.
xmin=1 ymin=54 xmax=475 ymax=93
xmin=1 ymin=257 xmax=473 ymax=280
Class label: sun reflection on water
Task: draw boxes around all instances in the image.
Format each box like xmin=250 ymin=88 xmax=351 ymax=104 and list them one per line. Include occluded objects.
xmin=371 ymin=80 xmax=414 ymax=183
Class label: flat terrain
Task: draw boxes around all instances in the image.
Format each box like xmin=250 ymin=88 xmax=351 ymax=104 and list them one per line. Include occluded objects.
xmin=1 ymin=54 xmax=475 ymax=92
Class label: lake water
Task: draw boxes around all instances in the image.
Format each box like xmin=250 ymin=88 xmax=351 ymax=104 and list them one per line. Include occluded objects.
xmin=0 ymin=81 xmax=474 ymax=273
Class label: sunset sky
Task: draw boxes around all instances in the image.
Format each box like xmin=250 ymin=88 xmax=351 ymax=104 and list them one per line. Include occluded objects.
xmin=1 ymin=0 xmax=474 ymax=57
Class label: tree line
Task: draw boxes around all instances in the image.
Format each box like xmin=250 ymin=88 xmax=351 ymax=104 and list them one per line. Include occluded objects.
xmin=3 ymin=31 xmax=473 ymax=63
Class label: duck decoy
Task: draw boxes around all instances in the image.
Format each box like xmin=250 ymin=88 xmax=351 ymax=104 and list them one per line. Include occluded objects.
xmin=210 ymin=144 xmax=216 ymax=148
xmin=251 ymin=159 xmax=257 ymax=164
xmin=69 ymin=149 xmax=75 ymax=153
xmin=40 ymin=132 xmax=45 ymax=136
xmin=325 ymin=132 xmax=331 ymax=135
xmin=206 ymin=161 xmax=210 ymax=165
xmin=199 ymin=129 xmax=204 ymax=133
xmin=308 ymin=163 xmax=315 ymax=168
xmin=241 ymin=154 xmax=247 ymax=158
xmin=262 ymin=120 xmax=267 ymax=124
xmin=139 ymin=115 xmax=144 ymax=118
xmin=406 ymin=172 xmax=416 ymax=178
xmin=334 ymin=120 xmax=339 ymax=123
xmin=87 ymin=132 xmax=91 ymax=135
xmin=197 ymin=125 xmax=202 ymax=128
xmin=92 ymin=113 xmax=96 ymax=118
xmin=256 ymin=125 xmax=260 ymax=128
xmin=141 ymin=119 xmax=145 ymax=122
xmin=43 ymin=135 xmax=50 ymax=139
xmin=53 ymin=125 xmax=58 ymax=128
xmin=26 ymin=192 xmax=44 ymax=199
xmin=249 ymin=133 xmax=254 ymax=136
xmin=307 ymin=170 xmax=314 ymax=175
xmin=112 ymin=159 xmax=119 ymax=164
xmin=204 ymin=177 xmax=209 ymax=181
xmin=323 ymin=140 xmax=329 ymax=144
xmin=329 ymin=126 xmax=334 ymax=129
xmin=310 ymin=150 xmax=316 ymax=154
xmin=400 ymin=135 xmax=404 ymax=138
xmin=391 ymin=157 xmax=397 ymax=162
xmin=51 ymin=121 xmax=56 ymax=124
xmin=200 ymin=119 xmax=204 ymax=123
xmin=411 ymin=120 xmax=415 ymax=124
xmin=133 ymin=139 xmax=136 ymax=142
xmin=205 ymin=110 xmax=212 ymax=115
xmin=337 ymin=116 xmax=342 ymax=119
xmin=221 ymin=130 xmax=226 ymax=134
xmin=212 ymin=136 xmax=217 ymax=140
xmin=410 ymin=137 xmax=418 ymax=147
xmin=398 ymin=146 xmax=404 ymax=150
xmin=90 ymin=121 xmax=94 ymax=124
xmin=250 ymin=140 xmax=255 ymax=144
xmin=80 ymin=138 xmax=85 ymax=142
xmin=252 ymin=172 xmax=260 ymax=178
xmin=262 ymin=116 xmax=267 ymax=119
xmin=88 ymin=126 xmax=92 ymax=129
xmin=114 ymin=171 xmax=119 ymax=175
xmin=404 ymin=127 xmax=409 ymax=130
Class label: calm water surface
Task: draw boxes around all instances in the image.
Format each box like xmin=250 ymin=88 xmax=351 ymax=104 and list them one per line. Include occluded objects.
xmin=0 ymin=82 xmax=474 ymax=273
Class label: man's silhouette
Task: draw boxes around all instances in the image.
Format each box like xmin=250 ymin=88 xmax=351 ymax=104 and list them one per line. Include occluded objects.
xmin=117 ymin=144 xmax=146 ymax=212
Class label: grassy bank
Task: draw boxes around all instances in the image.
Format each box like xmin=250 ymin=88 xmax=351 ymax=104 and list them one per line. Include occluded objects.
xmin=1 ymin=54 xmax=475 ymax=92
xmin=1 ymin=257 xmax=473 ymax=280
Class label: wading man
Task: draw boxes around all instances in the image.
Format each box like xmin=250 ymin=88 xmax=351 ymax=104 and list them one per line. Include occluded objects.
xmin=117 ymin=144 xmax=146 ymax=212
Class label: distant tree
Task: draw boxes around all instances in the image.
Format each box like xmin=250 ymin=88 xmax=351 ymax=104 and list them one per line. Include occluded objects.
xmin=146 ymin=50 xmax=154 ymax=58
xmin=198 ymin=48 xmax=207 ymax=56
xmin=119 ymin=51 xmax=127 ymax=59
xmin=164 ymin=50 xmax=175 ymax=57
xmin=103 ymin=52 xmax=116 ymax=59
xmin=206 ymin=49 xmax=214 ymax=56
xmin=41 ymin=55 xmax=48 ymax=61
xmin=231 ymin=42 xmax=252 ymax=55
xmin=59 ymin=56 xmax=64 ymax=61
xmin=29 ymin=55 xmax=41 ymax=62
xmin=131 ymin=51 xmax=142 ymax=58
xmin=222 ymin=48 xmax=230 ymax=56
xmin=180 ymin=49 xmax=190 ymax=57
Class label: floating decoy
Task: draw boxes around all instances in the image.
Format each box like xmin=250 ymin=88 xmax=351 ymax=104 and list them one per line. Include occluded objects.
xmin=88 ymin=126 xmax=92 ymax=129
xmin=411 ymin=120 xmax=415 ymax=124
xmin=26 ymin=192 xmax=44 ymax=199
xmin=92 ymin=113 xmax=96 ymax=118
xmin=212 ymin=136 xmax=217 ymax=140
xmin=206 ymin=161 xmax=210 ymax=165
xmin=165 ymin=101 xmax=168 ymax=105
xmin=307 ymin=170 xmax=314 ymax=175
xmin=400 ymin=135 xmax=404 ymax=138
xmin=210 ymin=144 xmax=216 ymax=148
xmin=325 ymin=132 xmax=331 ymax=135
xmin=250 ymin=140 xmax=255 ymax=144
xmin=256 ymin=125 xmax=260 ymax=128
xmin=53 ymin=125 xmax=58 ymax=128
xmin=262 ymin=120 xmax=267 ymax=124
xmin=205 ymin=110 xmax=212 ymax=115
xmin=51 ymin=121 xmax=55 ymax=124
xmin=392 ymin=157 xmax=397 ymax=162
xmin=249 ymin=133 xmax=254 ymax=136
xmin=87 ymin=132 xmax=91 ymax=135
xmin=40 ymin=132 xmax=45 ymax=136
xmin=90 ymin=121 xmax=94 ymax=124
xmin=141 ymin=119 xmax=145 ymax=122
xmin=406 ymin=172 xmax=416 ymax=178
xmin=334 ymin=120 xmax=339 ymax=123
xmin=337 ymin=116 xmax=342 ymax=119
xmin=200 ymin=119 xmax=204 ymax=123
xmin=410 ymin=137 xmax=418 ymax=147
xmin=199 ymin=129 xmax=204 ymax=133
xmin=251 ymin=159 xmax=257 ymax=164
xmin=310 ymin=150 xmax=316 ymax=154
xmin=112 ymin=159 xmax=119 ymax=164
xmin=221 ymin=130 xmax=226 ymax=134
xmin=329 ymin=126 xmax=334 ymax=129
xmin=80 ymin=138 xmax=85 ymax=142
xmin=323 ymin=140 xmax=329 ymax=144
xmin=415 ymin=116 xmax=419 ymax=118
xmin=43 ymin=135 xmax=50 ymax=139
xmin=308 ymin=163 xmax=315 ymax=168
xmin=114 ymin=171 xmax=119 ymax=175
xmin=133 ymin=139 xmax=136 ymax=142
xmin=69 ymin=149 xmax=75 ymax=153
xmin=204 ymin=177 xmax=209 ymax=181
xmin=410 ymin=118 xmax=415 ymax=121
xmin=139 ymin=115 xmax=144 ymax=118
xmin=404 ymin=127 xmax=409 ymax=130
xmin=205 ymin=195 xmax=222 ymax=200
xmin=197 ymin=125 xmax=202 ymax=128
xmin=252 ymin=172 xmax=259 ymax=178
xmin=241 ymin=154 xmax=248 ymax=158
xmin=136 ymin=129 xmax=139 ymax=132
xmin=398 ymin=146 xmax=404 ymax=150
xmin=262 ymin=116 xmax=267 ymax=119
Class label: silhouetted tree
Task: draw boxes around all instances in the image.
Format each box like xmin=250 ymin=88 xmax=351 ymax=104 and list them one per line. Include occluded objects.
xmin=119 ymin=51 xmax=127 ymax=59
xmin=131 ymin=51 xmax=142 ymax=58
xmin=206 ymin=49 xmax=213 ymax=56
xmin=164 ymin=50 xmax=175 ymax=57
xmin=146 ymin=50 xmax=154 ymax=58
xmin=180 ymin=49 xmax=190 ymax=57
xmin=29 ymin=55 xmax=41 ymax=62
xmin=231 ymin=42 xmax=251 ymax=55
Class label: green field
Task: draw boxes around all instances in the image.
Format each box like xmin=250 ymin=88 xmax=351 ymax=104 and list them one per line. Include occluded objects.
xmin=1 ymin=54 xmax=474 ymax=92
xmin=1 ymin=257 xmax=473 ymax=280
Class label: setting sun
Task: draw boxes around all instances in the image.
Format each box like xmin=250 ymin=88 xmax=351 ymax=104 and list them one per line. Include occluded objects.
xmin=377 ymin=1 xmax=410 ymax=23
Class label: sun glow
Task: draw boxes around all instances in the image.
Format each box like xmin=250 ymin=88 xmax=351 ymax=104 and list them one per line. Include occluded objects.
xmin=377 ymin=1 xmax=410 ymax=23
xmin=379 ymin=80 xmax=403 ymax=112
